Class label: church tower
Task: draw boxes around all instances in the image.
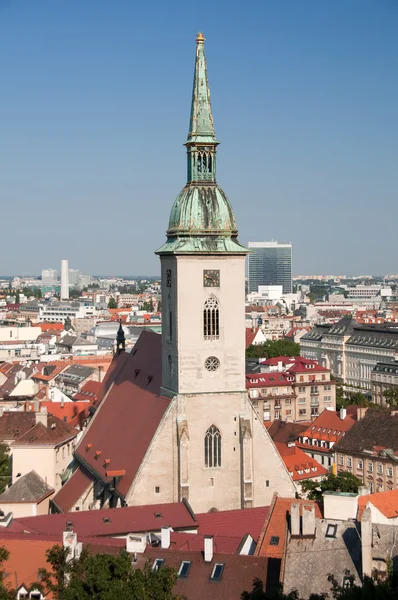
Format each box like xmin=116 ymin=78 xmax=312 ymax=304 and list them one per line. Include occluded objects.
xmin=156 ymin=32 xmax=248 ymax=398
xmin=132 ymin=33 xmax=297 ymax=512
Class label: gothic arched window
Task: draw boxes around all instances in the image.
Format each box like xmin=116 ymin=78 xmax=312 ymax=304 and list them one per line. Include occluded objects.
xmin=203 ymin=295 xmax=219 ymax=340
xmin=204 ymin=425 xmax=221 ymax=468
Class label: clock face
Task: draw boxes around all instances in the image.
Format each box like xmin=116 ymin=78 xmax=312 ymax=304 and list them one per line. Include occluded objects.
xmin=166 ymin=269 xmax=172 ymax=287
xmin=203 ymin=269 xmax=220 ymax=287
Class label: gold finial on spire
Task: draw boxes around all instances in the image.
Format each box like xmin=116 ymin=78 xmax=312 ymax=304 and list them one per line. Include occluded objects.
xmin=196 ymin=32 xmax=205 ymax=43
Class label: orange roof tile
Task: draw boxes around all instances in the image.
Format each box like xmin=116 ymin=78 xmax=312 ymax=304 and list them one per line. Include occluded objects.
xmin=0 ymin=537 xmax=55 ymax=594
xmin=358 ymin=489 xmax=398 ymax=520
xmin=255 ymin=495 xmax=321 ymax=560
xmin=275 ymin=443 xmax=328 ymax=481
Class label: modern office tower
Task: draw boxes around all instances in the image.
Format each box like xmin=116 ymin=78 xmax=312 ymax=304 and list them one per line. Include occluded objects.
xmin=41 ymin=268 xmax=58 ymax=286
xmin=248 ymin=241 xmax=292 ymax=293
xmin=68 ymin=269 xmax=80 ymax=286
xmin=60 ymin=259 xmax=69 ymax=299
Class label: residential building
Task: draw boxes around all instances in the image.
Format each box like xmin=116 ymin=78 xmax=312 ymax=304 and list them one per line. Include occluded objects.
xmin=0 ymin=470 xmax=54 ymax=518
xmin=54 ymin=364 xmax=95 ymax=395
xmin=11 ymin=410 xmax=78 ymax=491
xmin=257 ymin=493 xmax=398 ymax=597
xmin=371 ymin=361 xmax=398 ymax=405
xmin=248 ymin=241 xmax=292 ymax=294
xmin=334 ymin=408 xmax=398 ymax=493
xmin=38 ymin=301 xmax=97 ymax=323
xmin=246 ymin=357 xmax=336 ymax=422
xmin=51 ymin=33 xmax=296 ymax=514
xmin=297 ymin=407 xmax=358 ymax=468
xmin=301 ymin=316 xmax=398 ymax=390
xmin=41 ymin=268 xmax=58 ymax=286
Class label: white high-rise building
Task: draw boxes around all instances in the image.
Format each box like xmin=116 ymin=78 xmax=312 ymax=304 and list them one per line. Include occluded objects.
xmin=61 ymin=259 xmax=69 ymax=300
xmin=41 ymin=268 xmax=58 ymax=286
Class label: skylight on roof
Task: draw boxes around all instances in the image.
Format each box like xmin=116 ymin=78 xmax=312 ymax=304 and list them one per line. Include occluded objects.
xmin=270 ymin=536 xmax=280 ymax=546
xmin=326 ymin=524 xmax=337 ymax=539
xmin=178 ymin=561 xmax=192 ymax=578
xmin=152 ymin=558 xmax=164 ymax=572
xmin=210 ymin=563 xmax=225 ymax=581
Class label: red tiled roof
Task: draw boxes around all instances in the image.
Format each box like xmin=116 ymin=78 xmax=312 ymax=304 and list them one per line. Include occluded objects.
xmin=169 ymin=531 xmax=242 ymax=554
xmin=25 ymin=401 xmax=91 ymax=426
xmin=255 ymin=495 xmax=321 ymax=559
xmin=72 ymin=380 xmax=101 ymax=402
xmin=195 ymin=506 xmax=269 ymax=540
xmin=246 ymin=372 xmax=293 ymax=389
xmin=136 ymin=548 xmax=268 ymax=600
xmin=51 ymin=467 xmax=92 ymax=513
xmin=297 ymin=407 xmax=357 ymax=446
xmin=58 ymin=331 xmax=170 ymax=502
xmin=12 ymin=500 xmax=197 ymax=537
xmin=0 ymin=537 xmax=55 ymax=595
xmin=39 ymin=322 xmax=65 ymax=332
xmin=11 ymin=414 xmax=78 ymax=446
xmin=245 ymin=328 xmax=257 ymax=348
xmin=357 ymin=489 xmax=398 ymax=520
xmin=275 ymin=442 xmax=328 ymax=481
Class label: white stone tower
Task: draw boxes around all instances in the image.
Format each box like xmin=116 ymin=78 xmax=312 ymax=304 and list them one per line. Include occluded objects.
xmin=61 ymin=259 xmax=69 ymax=300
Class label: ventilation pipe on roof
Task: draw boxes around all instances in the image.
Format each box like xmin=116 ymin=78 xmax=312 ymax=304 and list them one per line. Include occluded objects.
xmin=161 ymin=526 xmax=171 ymax=549
xmin=302 ymin=505 xmax=316 ymax=537
xmin=290 ymin=503 xmax=301 ymax=536
xmin=361 ymin=507 xmax=372 ymax=579
xmin=204 ymin=535 xmax=213 ymax=563
xmin=35 ymin=408 xmax=48 ymax=428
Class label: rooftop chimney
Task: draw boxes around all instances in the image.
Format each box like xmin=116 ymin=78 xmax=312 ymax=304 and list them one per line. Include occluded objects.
xmin=361 ymin=506 xmax=373 ymax=579
xmin=35 ymin=408 xmax=48 ymax=428
xmin=302 ymin=504 xmax=316 ymax=537
xmin=204 ymin=535 xmax=213 ymax=563
xmin=33 ymin=399 xmax=39 ymax=413
xmin=357 ymin=407 xmax=368 ymax=421
xmin=161 ymin=526 xmax=171 ymax=549
xmin=340 ymin=408 xmax=346 ymax=420
xmin=290 ymin=503 xmax=300 ymax=536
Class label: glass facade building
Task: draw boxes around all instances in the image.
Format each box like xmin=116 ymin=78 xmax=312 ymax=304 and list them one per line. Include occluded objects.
xmin=248 ymin=242 xmax=292 ymax=294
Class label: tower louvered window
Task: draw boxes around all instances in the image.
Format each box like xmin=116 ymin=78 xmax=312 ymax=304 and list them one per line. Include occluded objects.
xmin=204 ymin=425 xmax=222 ymax=468
xmin=203 ymin=296 xmax=219 ymax=340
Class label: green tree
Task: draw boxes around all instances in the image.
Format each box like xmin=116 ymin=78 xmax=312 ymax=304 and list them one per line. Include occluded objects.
xmin=0 ymin=444 xmax=11 ymax=494
xmin=301 ymin=471 xmax=362 ymax=503
xmin=14 ymin=290 xmax=20 ymax=304
xmin=36 ymin=545 xmax=180 ymax=600
xmin=241 ymin=579 xmax=326 ymax=600
xmin=383 ymin=388 xmax=398 ymax=408
xmin=108 ymin=297 xmax=118 ymax=309
xmin=0 ymin=546 xmax=15 ymax=600
xmin=246 ymin=340 xmax=300 ymax=359
xmin=141 ymin=300 xmax=154 ymax=312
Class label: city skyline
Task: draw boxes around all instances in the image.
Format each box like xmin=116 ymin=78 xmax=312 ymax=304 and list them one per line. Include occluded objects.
xmin=1 ymin=1 xmax=397 ymax=275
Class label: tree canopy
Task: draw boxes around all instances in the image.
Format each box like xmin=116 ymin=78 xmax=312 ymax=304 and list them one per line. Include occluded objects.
xmin=383 ymin=388 xmax=398 ymax=408
xmin=246 ymin=340 xmax=300 ymax=359
xmin=301 ymin=471 xmax=363 ymax=503
xmin=36 ymin=545 xmax=180 ymax=600
xmin=108 ymin=297 xmax=118 ymax=309
xmin=0 ymin=444 xmax=11 ymax=494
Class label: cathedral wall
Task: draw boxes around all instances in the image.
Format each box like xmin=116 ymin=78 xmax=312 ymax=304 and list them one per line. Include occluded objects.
xmin=125 ymin=401 xmax=179 ymax=507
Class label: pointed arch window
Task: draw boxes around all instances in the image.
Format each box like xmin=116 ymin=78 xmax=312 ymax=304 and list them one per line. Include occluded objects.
xmin=205 ymin=425 xmax=221 ymax=468
xmin=203 ymin=295 xmax=219 ymax=340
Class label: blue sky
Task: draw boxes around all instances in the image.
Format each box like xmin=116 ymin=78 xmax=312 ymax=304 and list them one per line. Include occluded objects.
xmin=1 ymin=0 xmax=397 ymax=276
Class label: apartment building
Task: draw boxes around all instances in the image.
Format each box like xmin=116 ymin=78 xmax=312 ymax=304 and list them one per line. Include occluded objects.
xmin=246 ymin=357 xmax=336 ymax=422
xmin=334 ymin=409 xmax=398 ymax=493
xmin=301 ymin=316 xmax=398 ymax=390
xmin=371 ymin=362 xmax=398 ymax=405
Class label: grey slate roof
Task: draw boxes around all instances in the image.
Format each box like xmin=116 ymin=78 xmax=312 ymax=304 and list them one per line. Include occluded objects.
xmin=0 ymin=470 xmax=54 ymax=503
xmin=56 ymin=365 xmax=94 ymax=384
xmin=284 ymin=518 xmax=362 ymax=597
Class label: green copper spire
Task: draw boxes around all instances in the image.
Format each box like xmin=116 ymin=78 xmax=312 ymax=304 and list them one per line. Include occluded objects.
xmin=156 ymin=33 xmax=247 ymax=256
xmin=187 ymin=32 xmax=218 ymax=145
